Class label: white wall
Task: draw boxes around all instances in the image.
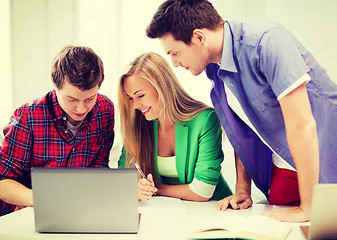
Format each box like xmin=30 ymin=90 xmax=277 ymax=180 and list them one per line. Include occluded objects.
xmin=1 ymin=0 xmax=337 ymax=201
xmin=3 ymin=0 xmax=336 ymax=123
xmin=0 ymin=0 xmax=13 ymax=135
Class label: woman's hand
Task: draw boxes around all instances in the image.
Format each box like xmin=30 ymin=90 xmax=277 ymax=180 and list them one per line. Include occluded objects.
xmin=137 ymin=174 xmax=157 ymax=201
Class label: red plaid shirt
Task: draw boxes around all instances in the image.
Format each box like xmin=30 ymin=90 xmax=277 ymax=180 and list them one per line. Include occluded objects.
xmin=0 ymin=90 xmax=114 ymax=215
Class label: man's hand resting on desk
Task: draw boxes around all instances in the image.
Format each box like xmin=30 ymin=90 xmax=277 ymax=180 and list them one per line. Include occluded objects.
xmin=216 ymin=190 xmax=253 ymax=211
xmin=263 ymin=205 xmax=310 ymax=222
xmin=138 ymin=174 xmax=157 ymax=201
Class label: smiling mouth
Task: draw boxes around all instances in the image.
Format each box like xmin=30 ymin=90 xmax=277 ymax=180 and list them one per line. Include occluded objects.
xmin=141 ymin=107 xmax=151 ymax=115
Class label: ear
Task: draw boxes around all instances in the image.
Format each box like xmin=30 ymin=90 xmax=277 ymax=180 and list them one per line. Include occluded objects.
xmin=192 ymin=29 xmax=206 ymax=46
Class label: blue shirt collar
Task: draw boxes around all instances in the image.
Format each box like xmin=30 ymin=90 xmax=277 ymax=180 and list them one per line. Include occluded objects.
xmin=220 ymin=22 xmax=238 ymax=73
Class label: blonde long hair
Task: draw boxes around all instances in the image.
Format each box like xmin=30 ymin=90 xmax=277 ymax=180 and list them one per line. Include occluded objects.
xmin=118 ymin=52 xmax=211 ymax=185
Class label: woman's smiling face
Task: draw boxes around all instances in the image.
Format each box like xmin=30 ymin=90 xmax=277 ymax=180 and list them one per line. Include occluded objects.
xmin=123 ymin=74 xmax=161 ymax=121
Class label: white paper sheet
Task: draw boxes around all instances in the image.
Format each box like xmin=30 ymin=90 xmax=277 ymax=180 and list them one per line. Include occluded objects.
xmin=138 ymin=196 xmax=187 ymax=215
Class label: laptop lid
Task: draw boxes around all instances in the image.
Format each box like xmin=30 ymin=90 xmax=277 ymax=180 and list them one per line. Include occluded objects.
xmin=308 ymin=184 xmax=337 ymax=240
xmin=31 ymin=167 xmax=138 ymax=233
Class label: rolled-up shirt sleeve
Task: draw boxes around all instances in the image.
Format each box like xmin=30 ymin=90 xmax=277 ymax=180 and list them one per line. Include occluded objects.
xmin=189 ymin=177 xmax=216 ymax=198
xmin=259 ymin=28 xmax=310 ymax=98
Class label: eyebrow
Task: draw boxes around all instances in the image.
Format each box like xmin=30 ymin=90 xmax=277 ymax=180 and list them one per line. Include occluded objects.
xmin=67 ymin=93 xmax=97 ymax=100
xmin=126 ymin=90 xmax=142 ymax=97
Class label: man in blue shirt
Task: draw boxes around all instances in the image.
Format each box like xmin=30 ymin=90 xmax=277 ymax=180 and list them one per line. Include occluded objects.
xmin=146 ymin=0 xmax=337 ymax=222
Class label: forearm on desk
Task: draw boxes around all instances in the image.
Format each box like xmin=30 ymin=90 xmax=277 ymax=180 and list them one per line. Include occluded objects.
xmin=0 ymin=179 xmax=33 ymax=207
xmin=280 ymin=83 xmax=319 ymax=216
xmin=157 ymin=184 xmax=209 ymax=202
xmin=285 ymin=122 xmax=319 ymax=213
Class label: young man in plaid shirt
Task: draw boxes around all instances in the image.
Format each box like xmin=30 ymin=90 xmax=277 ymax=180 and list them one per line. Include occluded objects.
xmin=0 ymin=46 xmax=115 ymax=216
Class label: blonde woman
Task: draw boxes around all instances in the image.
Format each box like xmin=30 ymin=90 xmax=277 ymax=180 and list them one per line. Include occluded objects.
xmin=118 ymin=52 xmax=232 ymax=201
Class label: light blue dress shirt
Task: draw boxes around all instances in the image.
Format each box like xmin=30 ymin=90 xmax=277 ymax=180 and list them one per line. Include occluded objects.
xmin=206 ymin=19 xmax=337 ymax=195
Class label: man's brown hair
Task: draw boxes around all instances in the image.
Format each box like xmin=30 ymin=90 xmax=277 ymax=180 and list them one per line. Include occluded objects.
xmin=146 ymin=0 xmax=224 ymax=44
xmin=51 ymin=45 xmax=104 ymax=90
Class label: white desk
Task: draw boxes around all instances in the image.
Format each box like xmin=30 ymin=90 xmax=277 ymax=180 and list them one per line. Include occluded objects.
xmin=0 ymin=199 xmax=307 ymax=240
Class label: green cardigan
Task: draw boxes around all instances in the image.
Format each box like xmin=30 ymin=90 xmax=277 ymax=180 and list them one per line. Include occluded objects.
xmin=118 ymin=109 xmax=232 ymax=200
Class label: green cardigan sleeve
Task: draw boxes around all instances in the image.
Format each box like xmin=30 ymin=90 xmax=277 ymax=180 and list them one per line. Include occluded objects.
xmin=189 ymin=110 xmax=224 ymax=184
xmin=184 ymin=109 xmax=232 ymax=200
xmin=117 ymin=147 xmax=127 ymax=168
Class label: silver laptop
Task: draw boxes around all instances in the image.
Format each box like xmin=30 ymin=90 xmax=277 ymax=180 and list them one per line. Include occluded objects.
xmin=307 ymin=184 xmax=337 ymax=240
xmin=31 ymin=167 xmax=139 ymax=233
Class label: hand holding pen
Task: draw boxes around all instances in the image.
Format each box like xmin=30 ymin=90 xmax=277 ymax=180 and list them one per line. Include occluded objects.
xmin=133 ymin=162 xmax=158 ymax=201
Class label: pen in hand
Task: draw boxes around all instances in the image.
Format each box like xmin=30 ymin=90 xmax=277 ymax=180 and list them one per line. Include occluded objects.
xmin=133 ymin=161 xmax=146 ymax=179
xmin=133 ymin=161 xmax=157 ymax=195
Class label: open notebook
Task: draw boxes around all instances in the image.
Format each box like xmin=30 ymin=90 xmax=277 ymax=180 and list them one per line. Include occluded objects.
xmin=187 ymin=212 xmax=292 ymax=240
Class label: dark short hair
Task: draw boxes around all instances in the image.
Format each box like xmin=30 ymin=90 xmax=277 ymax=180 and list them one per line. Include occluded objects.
xmin=146 ymin=0 xmax=224 ymax=44
xmin=51 ymin=45 xmax=104 ymax=90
